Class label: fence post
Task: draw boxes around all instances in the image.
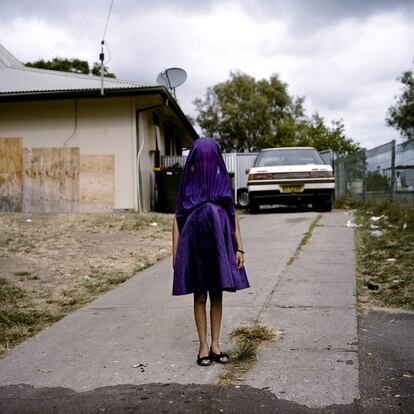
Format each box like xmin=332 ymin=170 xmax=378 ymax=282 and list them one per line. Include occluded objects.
xmin=344 ymin=155 xmax=348 ymax=196
xmin=340 ymin=155 xmax=346 ymax=197
xmin=233 ymin=152 xmax=237 ymax=203
xmin=334 ymin=155 xmax=345 ymax=198
xmin=362 ymin=150 xmax=367 ymax=203
xmin=390 ymin=140 xmax=396 ymax=202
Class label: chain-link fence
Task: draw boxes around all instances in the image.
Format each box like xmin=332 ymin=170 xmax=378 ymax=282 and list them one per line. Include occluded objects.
xmin=335 ymin=140 xmax=414 ymax=205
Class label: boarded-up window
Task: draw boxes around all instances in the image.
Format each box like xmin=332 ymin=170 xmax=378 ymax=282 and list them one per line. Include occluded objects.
xmin=0 ymin=138 xmax=23 ymax=212
xmin=23 ymin=148 xmax=80 ymax=213
xmin=1 ymin=142 xmax=115 ymax=213
xmin=79 ymin=155 xmax=114 ymax=212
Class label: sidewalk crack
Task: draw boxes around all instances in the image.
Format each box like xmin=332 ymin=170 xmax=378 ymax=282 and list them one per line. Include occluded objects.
xmin=256 ymin=214 xmax=323 ymax=322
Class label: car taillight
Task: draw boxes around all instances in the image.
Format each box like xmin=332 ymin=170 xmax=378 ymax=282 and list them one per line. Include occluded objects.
xmin=248 ymin=173 xmax=273 ymax=180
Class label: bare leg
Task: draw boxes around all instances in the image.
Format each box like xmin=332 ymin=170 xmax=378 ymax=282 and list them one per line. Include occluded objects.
xmin=209 ymin=291 xmax=223 ymax=354
xmin=194 ymin=292 xmax=209 ymax=357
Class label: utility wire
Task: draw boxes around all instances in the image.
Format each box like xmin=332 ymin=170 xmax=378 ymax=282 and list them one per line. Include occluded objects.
xmin=102 ymin=0 xmax=114 ymax=42
xmin=100 ymin=0 xmax=114 ymax=95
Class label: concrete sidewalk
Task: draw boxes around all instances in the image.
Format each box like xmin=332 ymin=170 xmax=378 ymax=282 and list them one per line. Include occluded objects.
xmin=244 ymin=212 xmax=359 ymax=407
xmin=0 ymin=210 xmax=358 ymax=408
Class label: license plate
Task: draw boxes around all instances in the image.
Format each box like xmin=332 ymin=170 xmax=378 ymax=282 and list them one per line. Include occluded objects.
xmin=281 ymin=185 xmax=304 ymax=193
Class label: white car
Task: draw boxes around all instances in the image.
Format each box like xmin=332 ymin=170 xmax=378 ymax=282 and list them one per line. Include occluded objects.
xmin=247 ymin=147 xmax=335 ymax=212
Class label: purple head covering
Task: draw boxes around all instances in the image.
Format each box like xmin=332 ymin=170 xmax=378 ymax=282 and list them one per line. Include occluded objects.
xmin=175 ymin=138 xmax=235 ymax=233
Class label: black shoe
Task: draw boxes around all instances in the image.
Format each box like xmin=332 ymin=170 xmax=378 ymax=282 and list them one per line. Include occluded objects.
xmin=197 ymin=355 xmax=212 ymax=367
xmin=209 ymin=351 xmax=230 ymax=364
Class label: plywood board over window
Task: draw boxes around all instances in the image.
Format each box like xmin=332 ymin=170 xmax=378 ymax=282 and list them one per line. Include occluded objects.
xmin=79 ymin=155 xmax=114 ymax=212
xmin=0 ymin=137 xmax=23 ymax=212
xmin=23 ymin=147 xmax=80 ymax=213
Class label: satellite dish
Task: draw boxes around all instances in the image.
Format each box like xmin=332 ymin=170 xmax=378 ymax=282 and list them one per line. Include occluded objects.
xmin=156 ymin=67 xmax=187 ymax=98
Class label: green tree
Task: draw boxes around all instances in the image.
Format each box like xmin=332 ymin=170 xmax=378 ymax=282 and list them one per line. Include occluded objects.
xmin=194 ymin=71 xmax=304 ymax=152
xmin=299 ymin=114 xmax=359 ymax=154
xmin=25 ymin=58 xmax=116 ymax=78
xmin=194 ymin=71 xmax=358 ymax=154
xmin=91 ymin=62 xmax=116 ymax=78
xmin=386 ymin=62 xmax=414 ymax=141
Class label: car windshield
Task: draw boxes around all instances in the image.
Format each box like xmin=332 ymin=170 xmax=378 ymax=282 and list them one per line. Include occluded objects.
xmin=254 ymin=149 xmax=324 ymax=167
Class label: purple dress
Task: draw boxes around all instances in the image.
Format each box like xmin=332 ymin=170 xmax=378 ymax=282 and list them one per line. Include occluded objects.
xmin=173 ymin=138 xmax=250 ymax=296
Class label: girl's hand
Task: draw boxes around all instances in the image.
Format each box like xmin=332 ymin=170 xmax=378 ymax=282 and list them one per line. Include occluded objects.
xmin=234 ymin=216 xmax=245 ymax=269
xmin=236 ymin=251 xmax=244 ymax=269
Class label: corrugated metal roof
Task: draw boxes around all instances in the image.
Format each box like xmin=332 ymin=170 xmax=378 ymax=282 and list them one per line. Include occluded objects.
xmin=0 ymin=44 xmax=153 ymax=94
xmin=0 ymin=44 xmax=199 ymax=143
xmin=0 ymin=44 xmax=24 ymax=68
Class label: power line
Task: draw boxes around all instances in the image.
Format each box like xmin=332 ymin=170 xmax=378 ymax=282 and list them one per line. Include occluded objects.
xmin=102 ymin=0 xmax=114 ymax=42
xmin=100 ymin=0 xmax=114 ymax=96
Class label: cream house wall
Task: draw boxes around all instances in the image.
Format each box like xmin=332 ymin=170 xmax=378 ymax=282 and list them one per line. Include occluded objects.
xmin=0 ymin=97 xmax=136 ymax=210
xmin=75 ymin=97 xmax=135 ymax=210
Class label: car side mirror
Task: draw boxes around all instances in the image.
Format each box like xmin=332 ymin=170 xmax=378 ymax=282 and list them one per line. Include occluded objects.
xmin=245 ymin=169 xmax=250 ymax=174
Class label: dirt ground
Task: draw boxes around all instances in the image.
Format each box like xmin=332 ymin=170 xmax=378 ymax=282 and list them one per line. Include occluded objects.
xmin=0 ymin=212 xmax=173 ymax=318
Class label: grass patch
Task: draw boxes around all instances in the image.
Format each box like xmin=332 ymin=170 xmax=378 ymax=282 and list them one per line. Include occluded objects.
xmin=118 ymin=213 xmax=173 ymax=231
xmin=0 ymin=278 xmax=60 ymax=358
xmin=333 ymin=194 xmax=363 ymax=210
xmin=217 ymin=323 xmax=281 ymax=385
xmin=353 ymin=199 xmax=414 ymax=310
xmin=13 ymin=271 xmax=32 ymax=277
xmin=287 ymin=214 xmax=322 ymax=265
xmin=82 ymin=271 xmax=129 ymax=294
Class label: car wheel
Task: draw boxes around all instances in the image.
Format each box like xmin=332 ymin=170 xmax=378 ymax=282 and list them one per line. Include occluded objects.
xmin=237 ymin=188 xmax=249 ymax=208
xmin=249 ymin=198 xmax=260 ymax=214
xmin=322 ymin=201 xmax=333 ymax=212
xmin=315 ymin=201 xmax=332 ymax=212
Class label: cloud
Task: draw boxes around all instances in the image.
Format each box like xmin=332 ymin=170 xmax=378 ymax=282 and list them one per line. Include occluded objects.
xmin=0 ymin=0 xmax=413 ymax=149
xmin=0 ymin=0 xmax=216 ymax=23
xmin=240 ymin=0 xmax=414 ymax=28
xmin=0 ymin=16 xmax=100 ymax=64
xmin=246 ymin=11 xmax=413 ymax=148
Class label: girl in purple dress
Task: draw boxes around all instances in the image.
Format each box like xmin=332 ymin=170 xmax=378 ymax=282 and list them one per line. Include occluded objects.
xmin=172 ymin=138 xmax=250 ymax=366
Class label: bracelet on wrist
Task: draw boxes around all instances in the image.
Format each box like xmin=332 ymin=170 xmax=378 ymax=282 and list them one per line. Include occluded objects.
xmin=237 ymin=249 xmax=245 ymax=254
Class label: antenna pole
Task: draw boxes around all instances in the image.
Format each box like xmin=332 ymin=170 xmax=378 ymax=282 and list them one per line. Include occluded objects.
xmin=100 ymin=40 xmax=105 ymax=96
xmin=100 ymin=0 xmax=114 ymax=96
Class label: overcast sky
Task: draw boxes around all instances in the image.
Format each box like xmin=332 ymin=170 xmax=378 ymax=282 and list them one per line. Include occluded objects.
xmin=1 ymin=0 xmax=413 ymax=149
